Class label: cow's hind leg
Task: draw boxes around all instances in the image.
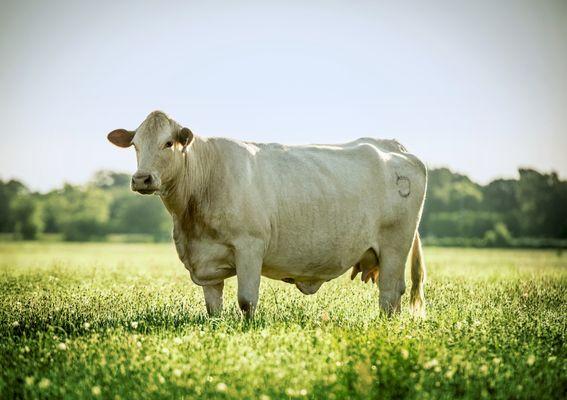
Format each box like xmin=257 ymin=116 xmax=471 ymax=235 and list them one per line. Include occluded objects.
xmin=377 ymin=230 xmax=415 ymax=315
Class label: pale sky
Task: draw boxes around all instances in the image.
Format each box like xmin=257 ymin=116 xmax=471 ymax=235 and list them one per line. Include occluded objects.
xmin=1 ymin=0 xmax=566 ymax=191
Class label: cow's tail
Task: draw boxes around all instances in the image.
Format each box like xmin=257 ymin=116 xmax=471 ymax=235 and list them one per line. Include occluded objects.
xmin=409 ymin=231 xmax=426 ymax=318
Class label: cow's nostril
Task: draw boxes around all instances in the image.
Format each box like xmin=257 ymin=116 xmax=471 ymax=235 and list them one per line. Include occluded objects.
xmin=143 ymin=176 xmax=152 ymax=185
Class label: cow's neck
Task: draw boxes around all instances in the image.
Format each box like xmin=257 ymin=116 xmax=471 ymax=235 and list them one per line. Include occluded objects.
xmin=159 ymin=136 xmax=217 ymax=222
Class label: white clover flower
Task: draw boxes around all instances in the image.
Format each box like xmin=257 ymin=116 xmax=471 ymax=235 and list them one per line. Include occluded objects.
xmin=173 ymin=369 xmax=182 ymax=377
xmin=424 ymin=359 xmax=439 ymax=369
xmin=527 ymin=354 xmax=536 ymax=366
xmin=12 ymin=321 xmax=20 ymax=328
xmin=216 ymin=382 xmax=228 ymax=392
xmin=91 ymin=386 xmax=101 ymax=396
xmin=83 ymin=322 xmax=91 ymax=330
xmin=38 ymin=378 xmax=50 ymax=389
xmin=173 ymin=337 xmax=183 ymax=345
xmin=130 ymin=321 xmax=138 ymax=329
xmin=57 ymin=342 xmax=67 ymax=351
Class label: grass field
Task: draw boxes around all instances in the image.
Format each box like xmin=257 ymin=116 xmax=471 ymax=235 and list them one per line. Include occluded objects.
xmin=1 ymin=243 xmax=565 ymax=399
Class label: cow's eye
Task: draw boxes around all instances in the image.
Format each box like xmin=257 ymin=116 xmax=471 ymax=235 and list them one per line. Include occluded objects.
xmin=165 ymin=141 xmax=173 ymax=148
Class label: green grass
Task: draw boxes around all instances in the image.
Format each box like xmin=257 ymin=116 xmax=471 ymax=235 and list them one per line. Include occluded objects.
xmin=1 ymin=243 xmax=565 ymax=399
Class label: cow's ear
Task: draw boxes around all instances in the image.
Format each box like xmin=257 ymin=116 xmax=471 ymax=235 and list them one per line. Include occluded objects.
xmin=176 ymin=127 xmax=194 ymax=152
xmin=107 ymin=129 xmax=135 ymax=148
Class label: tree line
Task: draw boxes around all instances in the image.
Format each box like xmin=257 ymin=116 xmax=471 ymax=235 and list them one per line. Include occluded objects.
xmin=1 ymin=168 xmax=566 ymax=247
xmin=0 ymin=171 xmax=170 ymax=242
xmin=421 ymin=168 xmax=567 ymax=247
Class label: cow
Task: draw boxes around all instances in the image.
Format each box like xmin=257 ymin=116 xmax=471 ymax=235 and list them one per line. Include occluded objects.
xmin=107 ymin=111 xmax=427 ymax=319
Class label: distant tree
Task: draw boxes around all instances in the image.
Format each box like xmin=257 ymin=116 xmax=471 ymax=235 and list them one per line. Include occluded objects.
xmin=426 ymin=168 xmax=483 ymax=211
xmin=45 ymin=184 xmax=111 ymax=241
xmin=91 ymin=171 xmax=131 ymax=190
xmin=41 ymin=191 xmax=62 ymax=233
xmin=421 ymin=168 xmax=484 ymax=236
xmin=0 ymin=179 xmax=28 ymax=233
xmin=482 ymin=179 xmax=518 ymax=213
xmin=42 ymin=171 xmax=171 ymax=242
xmin=517 ymin=169 xmax=567 ymax=238
xmin=109 ymin=191 xmax=171 ymax=241
xmin=484 ymin=222 xmax=512 ymax=247
xmin=482 ymin=179 xmax=521 ymax=235
xmin=11 ymin=194 xmax=43 ymax=240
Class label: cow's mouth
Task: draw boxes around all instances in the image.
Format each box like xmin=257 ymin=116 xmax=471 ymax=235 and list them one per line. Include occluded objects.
xmin=135 ymin=188 xmax=158 ymax=195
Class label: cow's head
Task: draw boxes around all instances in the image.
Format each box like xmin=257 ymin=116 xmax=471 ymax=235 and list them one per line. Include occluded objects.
xmin=107 ymin=111 xmax=193 ymax=195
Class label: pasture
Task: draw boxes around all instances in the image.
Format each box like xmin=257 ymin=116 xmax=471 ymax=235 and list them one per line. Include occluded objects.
xmin=1 ymin=243 xmax=565 ymax=399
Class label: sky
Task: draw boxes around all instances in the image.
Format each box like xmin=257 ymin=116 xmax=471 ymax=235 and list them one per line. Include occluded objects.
xmin=1 ymin=0 xmax=566 ymax=191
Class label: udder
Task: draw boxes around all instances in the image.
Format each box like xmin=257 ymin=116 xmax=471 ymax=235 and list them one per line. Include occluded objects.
xmin=350 ymin=248 xmax=380 ymax=284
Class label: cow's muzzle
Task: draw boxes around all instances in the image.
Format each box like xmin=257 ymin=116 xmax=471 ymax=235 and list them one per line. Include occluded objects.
xmin=131 ymin=171 xmax=160 ymax=195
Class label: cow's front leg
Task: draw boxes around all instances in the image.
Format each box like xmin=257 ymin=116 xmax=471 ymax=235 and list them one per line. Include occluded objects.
xmin=234 ymin=239 xmax=263 ymax=319
xmin=203 ymin=281 xmax=224 ymax=316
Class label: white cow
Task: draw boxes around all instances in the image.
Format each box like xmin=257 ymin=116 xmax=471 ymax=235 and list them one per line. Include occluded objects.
xmin=108 ymin=111 xmax=427 ymax=318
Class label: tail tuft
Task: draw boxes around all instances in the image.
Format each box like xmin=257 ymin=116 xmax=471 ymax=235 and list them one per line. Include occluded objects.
xmin=410 ymin=232 xmax=426 ymax=318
